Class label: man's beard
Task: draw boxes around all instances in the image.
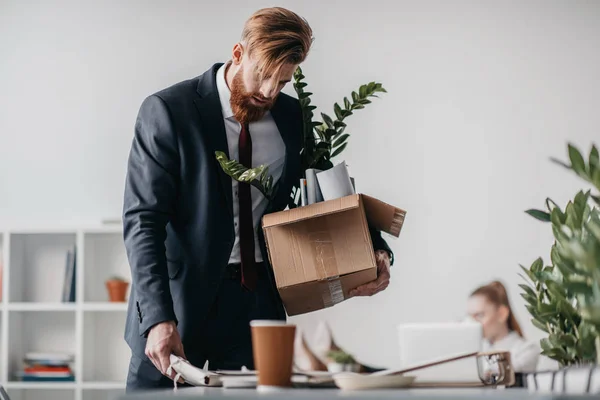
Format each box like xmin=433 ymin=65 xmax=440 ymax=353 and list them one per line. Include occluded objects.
xmin=230 ymin=67 xmax=276 ymax=124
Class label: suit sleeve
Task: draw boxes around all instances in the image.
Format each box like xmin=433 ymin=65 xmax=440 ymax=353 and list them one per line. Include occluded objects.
xmin=122 ymin=95 xmax=180 ymax=337
xmin=369 ymin=226 xmax=394 ymax=266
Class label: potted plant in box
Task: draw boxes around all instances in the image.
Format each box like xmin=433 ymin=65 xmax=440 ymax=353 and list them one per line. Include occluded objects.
xmin=215 ymin=66 xmax=386 ymax=205
xmin=105 ymin=275 xmax=129 ymax=302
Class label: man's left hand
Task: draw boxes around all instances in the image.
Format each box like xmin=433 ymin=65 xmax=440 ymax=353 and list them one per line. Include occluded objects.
xmin=349 ymin=250 xmax=391 ymax=297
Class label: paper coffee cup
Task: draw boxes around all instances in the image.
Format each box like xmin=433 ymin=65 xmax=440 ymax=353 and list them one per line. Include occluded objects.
xmin=250 ymin=320 xmax=296 ymax=389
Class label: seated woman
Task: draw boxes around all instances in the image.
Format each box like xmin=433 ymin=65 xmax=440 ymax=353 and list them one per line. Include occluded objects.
xmin=467 ymin=280 xmax=540 ymax=373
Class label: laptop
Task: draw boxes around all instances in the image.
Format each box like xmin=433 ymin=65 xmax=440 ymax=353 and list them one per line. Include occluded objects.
xmin=397 ymin=321 xmax=483 ymax=385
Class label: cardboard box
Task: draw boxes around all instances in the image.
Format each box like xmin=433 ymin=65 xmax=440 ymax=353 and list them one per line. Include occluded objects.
xmin=262 ymin=194 xmax=406 ymax=316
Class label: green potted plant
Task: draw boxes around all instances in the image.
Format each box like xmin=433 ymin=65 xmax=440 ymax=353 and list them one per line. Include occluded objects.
xmin=326 ymin=349 xmax=360 ymax=373
xmin=105 ymin=275 xmax=129 ymax=302
xmin=521 ymin=143 xmax=600 ymax=366
xmin=216 ymin=66 xmax=386 ymax=206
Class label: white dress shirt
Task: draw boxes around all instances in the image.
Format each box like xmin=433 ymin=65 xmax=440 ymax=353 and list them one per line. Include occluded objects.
xmin=215 ymin=62 xmax=286 ymax=264
xmin=482 ymin=331 xmax=540 ymax=373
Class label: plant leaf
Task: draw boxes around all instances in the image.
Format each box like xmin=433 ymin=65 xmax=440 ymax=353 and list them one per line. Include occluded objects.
xmin=520 ymin=264 xmax=536 ymax=283
xmin=324 ymin=128 xmax=337 ymax=140
xmin=344 ymin=97 xmax=351 ymax=109
xmin=331 ymin=142 xmax=348 ymax=158
xmin=531 ymin=318 xmax=548 ymax=333
xmin=589 ymin=145 xmax=599 ymax=170
xmin=333 ymin=120 xmax=347 ymax=130
xmin=215 ymin=151 xmax=273 ymax=199
xmin=332 ymin=134 xmax=350 ymax=148
xmin=351 ymin=91 xmax=359 ymax=103
xmin=519 ymin=284 xmax=537 ymax=299
xmin=299 ymin=91 xmax=313 ymax=99
xmin=321 ymin=113 xmax=334 ymax=129
xmin=568 ymin=143 xmax=587 ymax=177
xmin=359 ymin=85 xmax=367 ymax=98
xmin=526 ymin=209 xmax=551 ymax=222
xmin=550 ymin=157 xmax=572 ymax=170
xmin=334 ymin=103 xmax=344 ymax=120
xmin=531 ymin=257 xmax=544 ymax=273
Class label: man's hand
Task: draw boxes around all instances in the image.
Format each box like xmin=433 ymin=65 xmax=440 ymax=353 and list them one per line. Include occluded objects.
xmin=349 ymin=250 xmax=391 ymax=297
xmin=145 ymin=321 xmax=186 ymax=383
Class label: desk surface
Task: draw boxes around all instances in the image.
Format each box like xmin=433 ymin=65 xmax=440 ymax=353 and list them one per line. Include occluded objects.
xmin=117 ymin=387 xmax=590 ymax=400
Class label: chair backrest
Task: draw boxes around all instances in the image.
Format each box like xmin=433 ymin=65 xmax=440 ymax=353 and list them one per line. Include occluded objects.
xmin=0 ymin=385 xmax=11 ymax=400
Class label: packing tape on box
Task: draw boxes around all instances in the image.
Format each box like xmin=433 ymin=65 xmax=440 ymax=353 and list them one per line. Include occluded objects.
xmin=321 ymin=276 xmax=344 ymax=308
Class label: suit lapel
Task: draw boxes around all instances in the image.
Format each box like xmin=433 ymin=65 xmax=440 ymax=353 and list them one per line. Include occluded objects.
xmin=193 ymin=63 xmax=234 ymax=219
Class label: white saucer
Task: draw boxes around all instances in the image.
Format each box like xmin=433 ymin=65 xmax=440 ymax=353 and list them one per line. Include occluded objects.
xmin=333 ymin=373 xmax=416 ymax=390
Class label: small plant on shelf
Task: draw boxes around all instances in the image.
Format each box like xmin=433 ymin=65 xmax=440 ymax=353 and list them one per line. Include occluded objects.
xmin=105 ymin=275 xmax=129 ymax=302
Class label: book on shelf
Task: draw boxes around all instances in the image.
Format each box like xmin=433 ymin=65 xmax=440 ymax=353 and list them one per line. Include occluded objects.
xmin=19 ymin=352 xmax=75 ymax=382
xmin=61 ymin=247 xmax=76 ymax=302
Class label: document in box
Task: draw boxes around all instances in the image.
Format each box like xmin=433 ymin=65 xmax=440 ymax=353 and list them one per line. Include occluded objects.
xmin=315 ymin=161 xmax=356 ymax=201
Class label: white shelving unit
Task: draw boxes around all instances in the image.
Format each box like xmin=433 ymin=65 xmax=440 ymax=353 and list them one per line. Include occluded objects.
xmin=0 ymin=226 xmax=132 ymax=400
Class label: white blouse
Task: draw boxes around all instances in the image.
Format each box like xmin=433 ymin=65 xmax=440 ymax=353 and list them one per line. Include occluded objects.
xmin=482 ymin=331 xmax=540 ymax=373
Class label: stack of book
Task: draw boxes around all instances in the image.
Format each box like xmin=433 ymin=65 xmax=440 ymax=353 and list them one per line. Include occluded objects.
xmin=18 ymin=352 xmax=75 ymax=382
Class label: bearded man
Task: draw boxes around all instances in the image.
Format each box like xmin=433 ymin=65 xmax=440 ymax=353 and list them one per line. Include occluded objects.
xmin=122 ymin=7 xmax=393 ymax=391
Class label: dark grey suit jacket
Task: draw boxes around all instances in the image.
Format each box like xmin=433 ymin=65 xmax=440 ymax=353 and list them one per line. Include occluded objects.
xmin=122 ymin=63 xmax=392 ymax=360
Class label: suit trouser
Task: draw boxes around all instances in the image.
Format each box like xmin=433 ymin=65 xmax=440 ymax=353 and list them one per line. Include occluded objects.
xmin=125 ymin=262 xmax=282 ymax=391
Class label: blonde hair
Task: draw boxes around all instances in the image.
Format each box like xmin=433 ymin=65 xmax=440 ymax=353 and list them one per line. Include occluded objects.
xmin=240 ymin=7 xmax=313 ymax=80
xmin=471 ymin=280 xmax=525 ymax=337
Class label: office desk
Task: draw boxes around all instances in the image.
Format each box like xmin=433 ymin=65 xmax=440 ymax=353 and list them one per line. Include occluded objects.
xmin=117 ymin=387 xmax=591 ymax=400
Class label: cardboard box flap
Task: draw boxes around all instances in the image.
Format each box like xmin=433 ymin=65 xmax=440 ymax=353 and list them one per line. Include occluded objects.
xmin=262 ymin=194 xmax=360 ymax=228
xmin=362 ymin=194 xmax=406 ymax=237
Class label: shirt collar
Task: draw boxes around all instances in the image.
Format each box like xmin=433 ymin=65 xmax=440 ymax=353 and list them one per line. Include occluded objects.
xmin=216 ymin=61 xmax=234 ymax=119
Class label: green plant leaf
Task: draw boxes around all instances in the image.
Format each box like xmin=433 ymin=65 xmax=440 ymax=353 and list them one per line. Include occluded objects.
xmin=331 ymin=143 xmax=348 ymax=158
xmin=568 ymin=143 xmax=587 ymax=177
xmin=332 ymin=134 xmax=350 ymax=148
xmin=589 ymin=145 xmax=599 ymax=170
xmin=540 ymin=338 xmax=553 ymax=352
xmin=334 ymin=103 xmax=344 ymax=120
xmin=526 ymin=209 xmax=551 ymax=222
xmin=520 ymin=264 xmax=536 ymax=283
xmin=550 ymin=157 xmax=572 ymax=170
xmin=551 ymin=206 xmax=566 ymax=226
xmin=531 ymin=318 xmax=549 ymax=333
xmin=563 ymin=280 xmax=592 ymax=296
xmin=325 ymin=128 xmax=337 ymax=140
xmin=344 ymin=97 xmax=351 ymax=109
xmin=519 ymin=284 xmax=537 ymax=299
xmin=341 ymin=109 xmax=353 ymax=118
xmin=545 ymin=198 xmax=561 ymax=213
xmin=520 ymin=292 xmax=537 ymax=307
xmin=215 ymin=151 xmax=273 ymax=200
xmin=351 ymin=91 xmax=359 ymax=103
xmin=333 ymin=120 xmax=347 ymax=130
xmin=299 ymin=91 xmax=313 ymax=99
xmin=359 ymin=85 xmax=367 ymax=98
xmin=531 ymin=257 xmax=544 ymax=274
xmin=592 ymin=168 xmax=600 ymax=191
xmin=321 ymin=113 xmax=334 ymax=129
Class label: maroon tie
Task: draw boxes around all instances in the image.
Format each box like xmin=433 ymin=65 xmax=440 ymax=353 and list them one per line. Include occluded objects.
xmin=238 ymin=123 xmax=257 ymax=291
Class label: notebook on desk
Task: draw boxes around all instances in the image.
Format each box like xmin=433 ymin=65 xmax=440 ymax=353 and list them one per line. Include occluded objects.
xmin=397 ymin=322 xmax=484 ymax=385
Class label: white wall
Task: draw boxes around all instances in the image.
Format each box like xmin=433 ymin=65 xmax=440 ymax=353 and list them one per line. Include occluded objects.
xmin=2 ymin=0 xmax=600 ymax=368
